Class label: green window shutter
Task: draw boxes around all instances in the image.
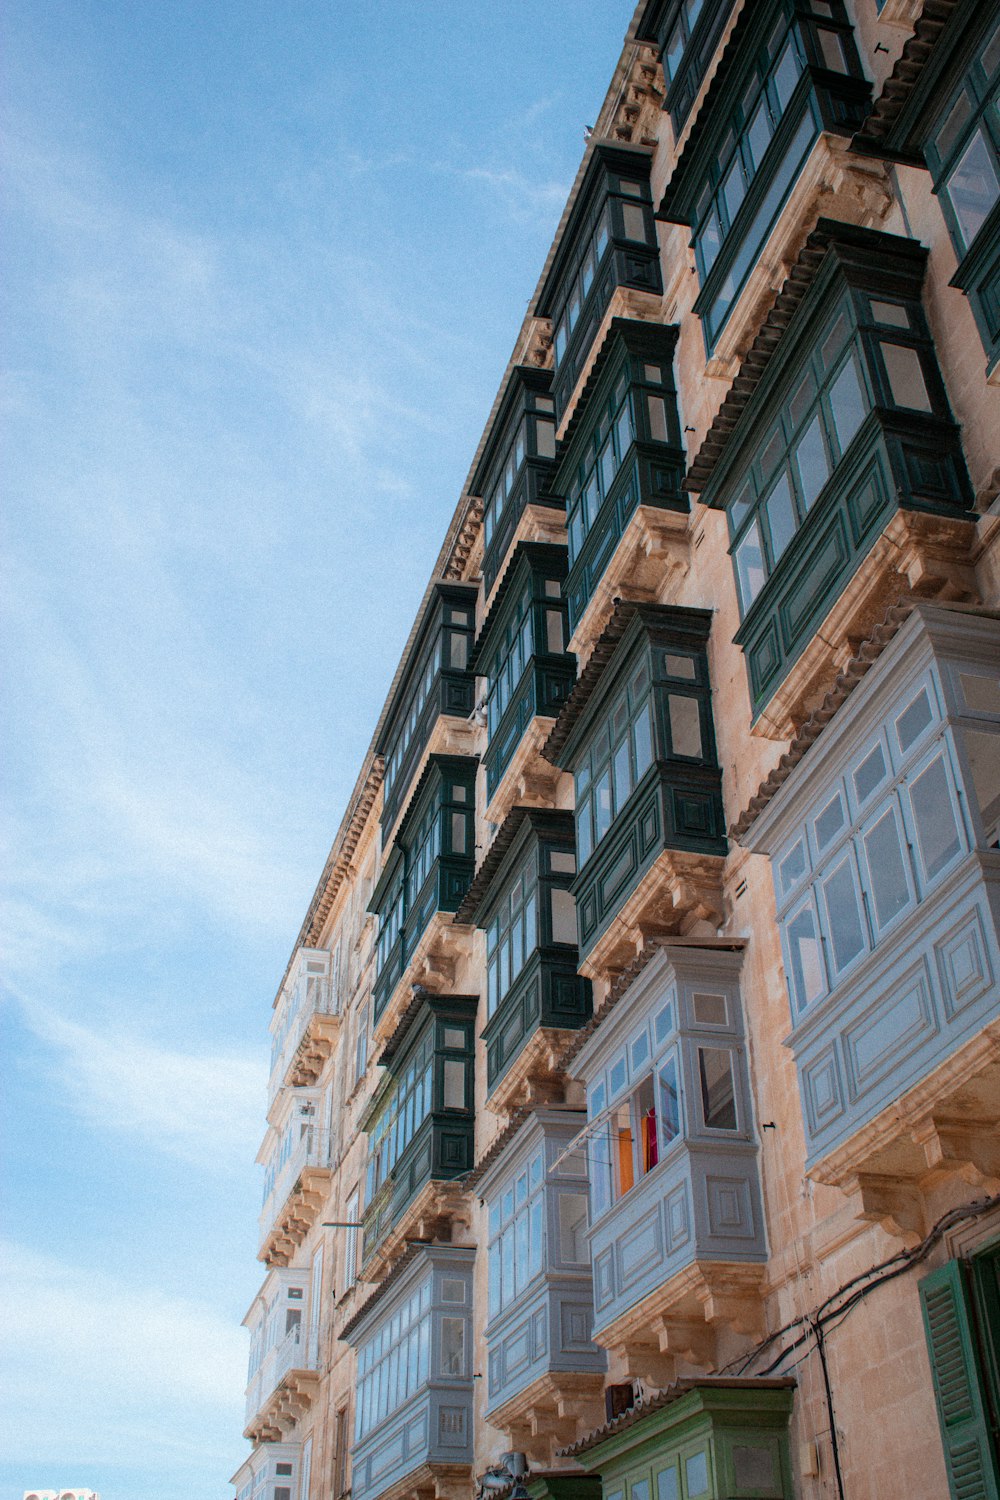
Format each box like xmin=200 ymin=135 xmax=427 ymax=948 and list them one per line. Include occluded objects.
xmin=920 ymin=1260 xmax=1000 ymax=1500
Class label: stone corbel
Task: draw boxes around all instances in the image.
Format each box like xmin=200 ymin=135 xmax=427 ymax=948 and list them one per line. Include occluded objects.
xmin=911 ymin=1116 xmax=1000 ymax=1188
xmin=845 ymin=1171 xmax=925 ymax=1243
xmin=653 ymin=1314 xmax=717 ymax=1369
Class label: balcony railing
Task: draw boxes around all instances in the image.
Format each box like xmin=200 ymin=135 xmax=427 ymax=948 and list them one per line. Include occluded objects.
xmin=244 ymin=1322 xmax=315 ymax=1428
xmin=259 ymin=1127 xmax=328 ymax=1244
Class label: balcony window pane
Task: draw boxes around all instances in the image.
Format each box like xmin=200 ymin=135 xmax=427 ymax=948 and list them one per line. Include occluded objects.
xmin=853 ymin=743 xmax=887 ymax=804
xmin=779 ymin=838 xmax=807 ymax=896
xmin=881 ymin=342 xmax=932 ymax=412
xmin=448 ymin=631 xmax=468 ymax=670
xmin=699 ymin=1048 xmax=737 ymax=1130
xmin=815 ymin=792 xmax=845 ymax=849
xmin=937 ymin=90 xmax=973 ymax=158
xmin=722 ymin=159 xmax=747 ymax=226
xmin=871 ymin=299 xmax=909 ymax=328
xmin=577 ymin=799 xmax=593 ymax=865
xmin=659 ymin=1055 xmax=681 ymax=1145
xmin=632 ymin=1483 xmax=650 ymax=1500
xmin=864 ymin=809 xmax=910 ymax=930
xmin=613 ymin=736 xmax=632 ymax=809
xmin=545 ymin=607 xmax=565 ymax=655
xmin=794 ymin=412 xmax=829 ymax=511
xmin=965 ymin=730 xmax=1000 ymax=840
xmin=773 ymin=41 xmax=799 ymax=111
xmin=765 ymin=471 xmax=797 ymax=561
xmin=633 ymin=701 xmax=653 ymax=776
xmin=558 ymin=1193 xmax=589 ymax=1262
xmin=647 ymin=393 xmax=669 ymax=443
xmin=947 ymin=126 xmax=1000 ymax=248
xmin=440 ymin=1317 xmax=465 ymax=1376
xmin=787 ymin=903 xmax=824 ymax=1011
xmin=551 ymin=887 xmax=578 ymax=946
xmin=550 ymin=849 xmax=575 ymax=873
xmin=612 ymin=1101 xmax=635 ymax=1195
xmin=534 ymin=416 xmax=556 ymax=460
xmin=822 ymin=858 xmax=866 ymax=973
xmin=595 ymin=770 xmax=613 ymax=843
xmin=622 ymin=201 xmax=649 ymax=242
xmin=668 ymin=694 xmax=703 ymax=758
xmin=657 ymin=1469 xmax=679 ymax=1500
xmin=960 ymin=673 xmax=1000 ymax=714
xmin=590 ymin=1122 xmax=612 ymax=1218
xmin=442 ymin=1059 xmax=465 ymax=1110
xmin=817 ymin=27 xmax=848 ymax=72
xmin=451 ymin=812 xmax=467 ymax=854
xmin=665 ymin=653 xmax=697 ymax=680
xmin=747 ymin=100 xmax=772 ymax=171
xmin=896 ymin=689 xmax=934 ymax=752
xmin=909 ymin=754 xmax=962 ymax=880
xmin=829 ymin=355 xmax=865 ymax=453
xmin=735 ymin=520 xmax=766 ymax=612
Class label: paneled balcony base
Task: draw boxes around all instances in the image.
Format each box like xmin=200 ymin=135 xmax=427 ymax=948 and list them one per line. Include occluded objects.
xmin=578 ymin=848 xmax=726 ymax=987
xmin=374 ymin=916 xmax=473 ymax=1045
xmin=568 ymin=507 xmax=691 ymax=669
xmin=366 ymin=1461 xmax=473 ymax=1500
xmin=362 ymin=1178 xmax=474 ymax=1284
xmin=484 ymin=719 xmax=562 ymax=831
xmin=286 ymin=1012 xmax=341 ymax=1088
xmin=752 ymin=493 xmax=978 ymax=743
xmin=809 ymin=1018 xmax=1000 ymax=1244
xmin=243 ymin=1368 xmax=320 ymax=1443
xmin=487 ymin=1026 xmax=580 ymax=1116
xmin=594 ymin=1260 xmax=767 ymax=1391
xmin=484 ymin=505 xmax=569 ymax=610
xmin=490 ymin=1371 xmax=607 ymax=1469
xmin=260 ymin=1166 xmax=333 ymax=1267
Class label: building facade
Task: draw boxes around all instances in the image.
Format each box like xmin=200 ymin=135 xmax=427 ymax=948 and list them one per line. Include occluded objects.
xmin=231 ymin=2 xmax=1000 ymax=1497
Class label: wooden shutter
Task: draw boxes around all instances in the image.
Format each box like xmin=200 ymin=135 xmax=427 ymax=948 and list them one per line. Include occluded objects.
xmin=920 ymin=1260 xmax=1000 ymax=1500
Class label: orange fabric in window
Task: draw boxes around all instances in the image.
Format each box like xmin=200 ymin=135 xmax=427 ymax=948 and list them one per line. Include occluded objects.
xmin=616 ymin=1125 xmax=634 ymax=1195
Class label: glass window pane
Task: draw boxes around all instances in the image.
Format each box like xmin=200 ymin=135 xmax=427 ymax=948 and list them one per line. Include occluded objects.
xmin=558 ymin=1193 xmax=589 ymax=1261
xmin=965 ymin=730 xmax=1000 ymax=840
xmin=822 ymin=858 xmax=866 ymax=973
xmin=909 ymin=754 xmax=962 ymax=880
xmin=765 ymin=472 xmax=797 ymax=561
xmin=747 ymin=101 xmax=772 ymax=170
xmin=659 ymin=1056 xmax=682 ymax=1144
xmin=451 ymin=812 xmax=467 ymax=854
xmin=545 ymin=607 xmax=565 ymax=655
xmin=622 ymin=201 xmax=649 ymax=242
xmin=829 ymin=355 xmax=866 ymax=453
xmin=773 ymin=42 xmax=800 ymax=112
xmin=817 ymin=27 xmax=848 ymax=71
xmin=577 ymin=797 xmax=593 ymax=865
xmin=550 ymin=887 xmax=577 ymax=946
xmin=657 ymin=1470 xmax=679 ymax=1500
xmin=668 ymin=695 xmax=703 ymax=758
xmin=795 ymin=412 xmax=829 ymax=511
xmin=871 ymin=300 xmax=909 ymax=328
xmin=960 ymin=672 xmax=1000 ymax=714
xmin=448 ymin=631 xmax=468 ymax=670
xmin=947 ymin=126 xmax=1000 ymax=248
xmin=633 ymin=702 xmax=653 ymax=776
xmin=779 ymin=838 xmax=807 ymax=896
xmin=686 ymin=1451 xmax=710 ymax=1497
xmin=815 ymin=792 xmax=845 ymax=849
xmin=881 ymin=342 xmax=932 ymax=411
xmin=897 ymin=689 xmax=934 ymax=752
xmin=550 ymin=849 xmax=576 ymax=873
xmin=699 ymin=1048 xmax=737 ymax=1130
xmin=853 ymin=743 xmax=887 ymax=804
xmin=442 ymin=1059 xmax=465 ymax=1110
xmin=864 ymin=809 xmax=911 ymax=929
xmin=735 ymin=520 xmax=766 ymax=612
xmin=535 ymin=418 xmax=556 ymax=459
xmin=613 ymin=735 xmax=633 ymax=810
xmin=665 ymin=653 xmax=697 ymax=680
xmin=594 ymin=770 xmax=613 ymax=843
xmin=440 ymin=1317 xmax=465 ymax=1376
xmin=787 ymin=904 xmax=825 ymax=1011
xmin=722 ymin=159 xmax=747 ymax=226
xmin=647 ymin=394 xmax=669 ymax=443
xmin=937 ymin=90 xmax=973 ymax=160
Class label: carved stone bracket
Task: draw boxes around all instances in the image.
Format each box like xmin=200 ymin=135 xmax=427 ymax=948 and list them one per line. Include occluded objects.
xmin=362 ymin=1178 xmax=474 ymax=1284
xmin=484 ymin=719 xmax=563 ymax=830
xmin=373 ymin=916 xmax=473 ymax=1045
xmin=260 ymin=1166 xmax=333 ymax=1267
xmin=244 ymin=1369 xmax=320 ymax=1442
xmin=569 ymin=507 xmax=692 ymax=668
xmin=286 ymin=1011 xmax=341 ymax=1088
xmin=493 ymin=1372 xmax=607 ymax=1468
xmin=578 ymin=848 xmax=726 ymax=986
xmin=486 ymin=1027 xmax=577 ymax=1117
xmin=361 ymin=1461 xmax=472 ymax=1500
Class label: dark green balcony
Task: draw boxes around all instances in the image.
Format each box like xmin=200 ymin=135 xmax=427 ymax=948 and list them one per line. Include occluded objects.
xmin=455 ymin=808 xmax=592 ymax=1099
xmin=551 ymin=319 xmax=686 ymax=636
xmin=371 ymin=755 xmax=478 ymax=1023
xmin=361 ymin=993 xmax=476 ymax=1266
xmin=378 ymin=583 xmax=477 ymax=837
xmin=544 ymin=604 xmax=726 ymax=964
xmin=471 ymin=542 xmax=576 ymax=804
xmin=472 ymin=367 xmax=562 ymax=595
xmin=536 ymin=146 xmax=663 ymax=421
xmin=636 ymin=0 xmax=738 ymax=135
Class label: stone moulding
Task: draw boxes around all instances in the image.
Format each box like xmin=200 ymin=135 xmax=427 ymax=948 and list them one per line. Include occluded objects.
xmin=556 ymin=285 xmax=666 ymax=440
xmin=488 ymin=1370 xmax=608 ymax=1469
xmin=382 ymin=716 xmax=483 ymax=856
xmin=567 ymin=506 xmax=692 ymax=669
xmin=482 ymin=505 xmax=569 ymax=611
xmin=259 ymin=1165 xmax=333 ymax=1268
xmin=592 ymin=1260 xmax=768 ymax=1390
xmin=372 ymin=914 xmax=473 ymax=1046
xmin=484 ymin=1025 xmax=578 ymax=1117
xmin=243 ymin=1367 xmax=320 ymax=1444
xmin=359 ymin=1177 xmax=474 ymax=1286
xmin=576 ymin=846 xmax=726 ymax=986
xmin=360 ymin=1461 xmax=472 ymax=1500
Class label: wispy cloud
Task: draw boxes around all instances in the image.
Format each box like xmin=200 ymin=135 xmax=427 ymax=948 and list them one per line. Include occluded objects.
xmin=16 ymin=1005 xmax=266 ymax=1170
xmin=0 ymin=1238 xmax=248 ymax=1467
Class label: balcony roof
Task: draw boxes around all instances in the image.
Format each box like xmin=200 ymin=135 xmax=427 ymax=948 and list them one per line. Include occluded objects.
xmin=470 ymin=541 xmax=568 ymax=673
xmin=455 ymin=806 xmax=576 ymax=926
xmin=558 ymin=1376 xmax=796 ymax=1458
xmin=851 ymin=0 xmax=962 ymax=160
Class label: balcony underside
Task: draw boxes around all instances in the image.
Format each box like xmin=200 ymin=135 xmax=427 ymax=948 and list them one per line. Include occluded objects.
xmin=568 ymin=506 xmax=691 ymax=669
xmin=366 ymin=1461 xmax=473 ymax=1500
xmin=484 ymin=505 xmax=569 ymax=610
xmin=484 ymin=718 xmax=561 ymax=831
xmin=751 ymin=510 xmax=978 ymax=742
xmin=285 ymin=1013 xmax=340 ymax=1088
xmin=578 ymin=848 xmax=726 ymax=987
xmin=593 ymin=1259 xmax=766 ymax=1390
xmin=374 ymin=915 xmax=473 ymax=1044
xmin=382 ymin=716 xmax=482 ymax=853
xmin=556 ymin=285 xmax=664 ymax=438
xmin=260 ymin=1167 xmax=332 ymax=1267
xmin=489 ymin=1370 xmax=607 ymax=1468
xmin=244 ymin=1368 xmax=320 ymax=1443
xmin=808 ymin=1018 xmax=1000 ymax=1243
xmin=487 ymin=1026 xmax=579 ymax=1116
xmin=362 ymin=1177 xmax=473 ymax=1283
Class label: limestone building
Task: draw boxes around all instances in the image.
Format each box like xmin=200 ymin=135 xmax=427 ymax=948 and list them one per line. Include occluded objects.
xmin=231 ymin=2 xmax=1000 ymax=1497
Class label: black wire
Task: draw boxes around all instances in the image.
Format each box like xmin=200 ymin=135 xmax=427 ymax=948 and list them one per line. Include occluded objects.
xmin=813 ymin=1318 xmax=846 ymax=1500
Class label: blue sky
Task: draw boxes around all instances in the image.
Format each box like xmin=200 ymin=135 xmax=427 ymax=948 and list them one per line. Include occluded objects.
xmin=1 ymin=4 xmax=634 ymax=1497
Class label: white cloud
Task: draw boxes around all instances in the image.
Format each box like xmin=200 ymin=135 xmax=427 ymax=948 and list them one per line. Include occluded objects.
xmin=19 ymin=1006 xmax=266 ymax=1170
xmin=0 ymin=1239 xmax=248 ymax=1467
